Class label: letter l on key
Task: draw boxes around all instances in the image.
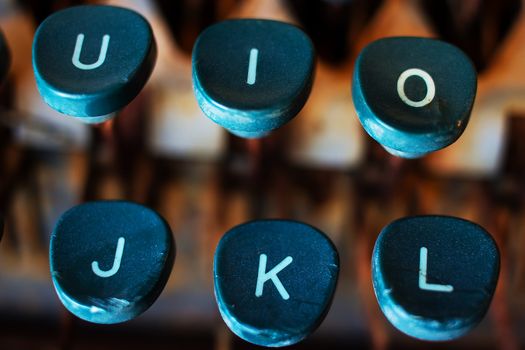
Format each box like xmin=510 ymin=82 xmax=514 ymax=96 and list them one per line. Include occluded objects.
xmin=418 ymin=247 xmax=454 ymax=293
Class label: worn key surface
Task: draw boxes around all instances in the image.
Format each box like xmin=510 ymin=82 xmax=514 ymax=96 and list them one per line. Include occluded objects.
xmin=32 ymin=5 xmax=157 ymax=122
xmin=50 ymin=201 xmax=175 ymax=324
xmin=353 ymin=37 xmax=477 ymax=158
xmin=214 ymin=219 xmax=339 ymax=347
xmin=372 ymin=215 xmax=500 ymax=341
xmin=192 ymin=19 xmax=315 ymax=138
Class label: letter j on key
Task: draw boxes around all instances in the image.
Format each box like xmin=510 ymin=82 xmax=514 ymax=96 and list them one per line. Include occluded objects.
xmin=91 ymin=237 xmax=125 ymax=278
xmin=50 ymin=201 xmax=175 ymax=324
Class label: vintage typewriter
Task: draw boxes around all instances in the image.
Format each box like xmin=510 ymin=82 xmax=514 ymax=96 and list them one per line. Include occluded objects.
xmin=0 ymin=0 xmax=524 ymax=349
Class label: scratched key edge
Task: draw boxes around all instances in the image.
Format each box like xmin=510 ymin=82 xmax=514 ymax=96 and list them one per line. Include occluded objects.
xmin=191 ymin=19 xmax=316 ymax=138
xmin=351 ymin=37 xmax=477 ymax=158
xmin=31 ymin=5 xmax=158 ymax=119
xmin=352 ymin=65 xmax=468 ymax=159
xmin=49 ymin=201 xmax=176 ymax=324
xmin=213 ymin=219 xmax=340 ymax=347
xmin=355 ymin=36 xmax=478 ymax=135
xmin=371 ymin=215 xmax=500 ymax=341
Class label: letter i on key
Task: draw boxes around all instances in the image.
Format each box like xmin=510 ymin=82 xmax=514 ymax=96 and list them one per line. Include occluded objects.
xmin=214 ymin=220 xmax=339 ymax=347
xmin=192 ymin=19 xmax=315 ymax=138
xmin=32 ymin=5 xmax=157 ymax=123
xmin=193 ymin=19 xmax=316 ymax=217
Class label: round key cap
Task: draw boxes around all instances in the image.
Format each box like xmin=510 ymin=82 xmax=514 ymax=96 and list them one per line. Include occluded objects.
xmin=214 ymin=220 xmax=339 ymax=347
xmin=50 ymin=201 xmax=174 ymax=324
xmin=0 ymin=29 xmax=10 ymax=85
xmin=192 ymin=19 xmax=315 ymax=138
xmin=352 ymin=37 xmax=477 ymax=158
xmin=372 ymin=216 xmax=499 ymax=341
xmin=32 ymin=5 xmax=157 ymax=122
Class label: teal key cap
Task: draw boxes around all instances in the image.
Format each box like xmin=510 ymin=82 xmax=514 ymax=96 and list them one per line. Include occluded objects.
xmin=50 ymin=201 xmax=175 ymax=324
xmin=372 ymin=216 xmax=499 ymax=340
xmin=192 ymin=19 xmax=315 ymax=138
xmin=214 ymin=220 xmax=339 ymax=347
xmin=352 ymin=37 xmax=476 ymax=158
xmin=32 ymin=5 xmax=157 ymax=123
xmin=0 ymin=29 xmax=10 ymax=85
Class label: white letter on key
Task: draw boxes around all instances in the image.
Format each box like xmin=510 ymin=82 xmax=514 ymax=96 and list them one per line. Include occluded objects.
xmin=255 ymin=254 xmax=293 ymax=300
xmin=92 ymin=237 xmax=125 ymax=278
xmin=72 ymin=33 xmax=110 ymax=70
xmin=246 ymin=48 xmax=258 ymax=85
xmin=397 ymin=68 xmax=435 ymax=107
xmin=419 ymin=247 xmax=454 ymax=293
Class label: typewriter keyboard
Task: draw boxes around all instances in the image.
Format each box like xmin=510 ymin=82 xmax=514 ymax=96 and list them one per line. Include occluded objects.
xmin=0 ymin=0 xmax=525 ymax=349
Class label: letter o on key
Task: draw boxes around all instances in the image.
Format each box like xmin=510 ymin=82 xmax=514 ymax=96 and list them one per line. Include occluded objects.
xmin=352 ymin=37 xmax=477 ymax=158
xmin=397 ymin=68 xmax=436 ymax=107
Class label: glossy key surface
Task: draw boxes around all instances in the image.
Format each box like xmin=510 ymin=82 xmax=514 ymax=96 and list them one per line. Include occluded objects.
xmin=0 ymin=29 xmax=10 ymax=85
xmin=50 ymin=201 xmax=174 ymax=324
xmin=353 ymin=37 xmax=477 ymax=158
xmin=372 ymin=216 xmax=499 ymax=341
xmin=214 ymin=220 xmax=339 ymax=347
xmin=192 ymin=19 xmax=315 ymax=138
xmin=32 ymin=5 xmax=156 ymax=122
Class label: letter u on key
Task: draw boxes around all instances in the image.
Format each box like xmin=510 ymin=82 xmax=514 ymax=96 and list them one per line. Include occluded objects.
xmin=72 ymin=33 xmax=110 ymax=70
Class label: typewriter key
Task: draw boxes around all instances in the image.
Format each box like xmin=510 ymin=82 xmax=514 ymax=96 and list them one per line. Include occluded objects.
xmin=50 ymin=201 xmax=174 ymax=324
xmin=372 ymin=215 xmax=499 ymax=340
xmin=214 ymin=220 xmax=339 ymax=347
xmin=353 ymin=37 xmax=476 ymax=158
xmin=192 ymin=19 xmax=315 ymax=138
xmin=32 ymin=5 xmax=156 ymax=122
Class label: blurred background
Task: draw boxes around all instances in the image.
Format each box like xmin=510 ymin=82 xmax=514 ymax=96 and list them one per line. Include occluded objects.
xmin=0 ymin=0 xmax=525 ymax=348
